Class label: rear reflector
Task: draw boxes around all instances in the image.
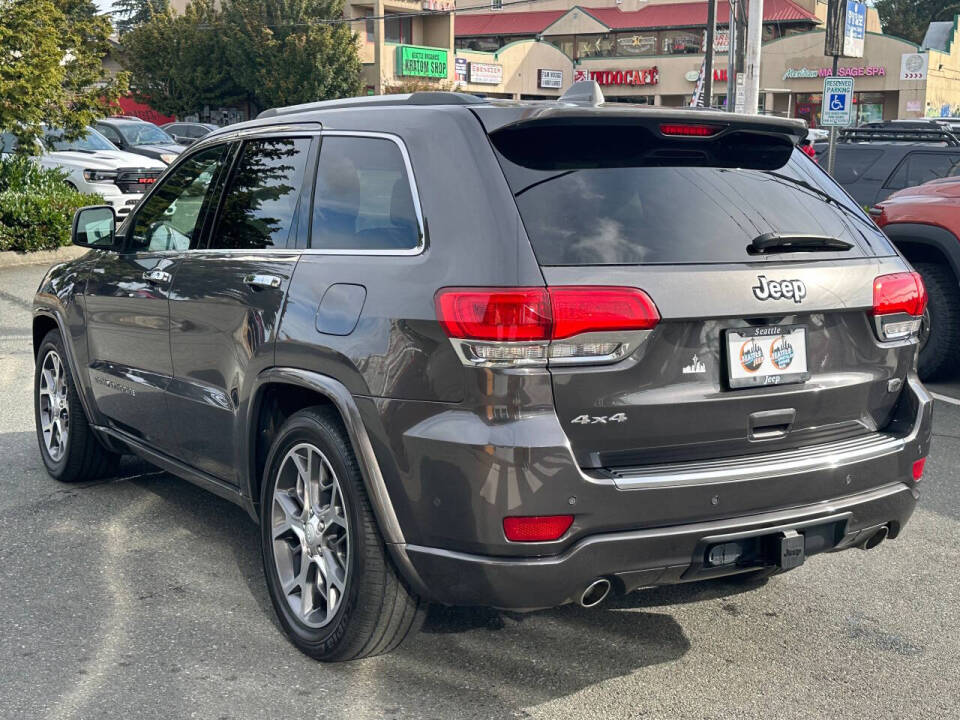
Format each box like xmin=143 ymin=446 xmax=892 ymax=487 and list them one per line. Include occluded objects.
xmin=503 ymin=515 xmax=574 ymax=542
xmin=873 ymin=272 xmax=927 ymax=317
xmin=659 ymin=123 xmax=722 ymax=137
xmin=912 ymin=458 xmax=926 ymax=482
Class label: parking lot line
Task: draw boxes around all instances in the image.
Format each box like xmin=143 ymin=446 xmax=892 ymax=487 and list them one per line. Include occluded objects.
xmin=931 ymin=392 xmax=960 ymax=407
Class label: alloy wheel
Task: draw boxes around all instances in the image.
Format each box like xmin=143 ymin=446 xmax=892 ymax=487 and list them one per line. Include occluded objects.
xmin=271 ymin=442 xmax=350 ymax=628
xmin=38 ymin=350 xmax=69 ymax=462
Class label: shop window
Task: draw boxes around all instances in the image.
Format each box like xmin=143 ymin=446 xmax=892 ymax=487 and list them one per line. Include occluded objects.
xmin=662 ymin=29 xmax=702 ymax=54
xmin=614 ymin=32 xmax=657 ymax=56
xmin=576 ymin=34 xmax=615 ymax=58
xmin=365 ymin=17 xmax=374 ymax=43
xmin=385 ymin=14 xmax=413 ymax=44
xmin=459 ymin=36 xmax=501 ymax=52
xmin=549 ymin=35 xmax=576 ymax=58
xmin=761 ymin=24 xmax=781 ymax=42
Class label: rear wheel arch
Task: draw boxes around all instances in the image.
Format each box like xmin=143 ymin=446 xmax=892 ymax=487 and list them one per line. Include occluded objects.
xmin=884 ymin=222 xmax=960 ymax=282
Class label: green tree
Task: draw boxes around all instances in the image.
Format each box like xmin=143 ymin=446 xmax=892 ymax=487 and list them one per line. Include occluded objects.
xmin=875 ymin=0 xmax=960 ymax=45
xmin=113 ymin=0 xmax=169 ymax=36
xmin=122 ymin=0 xmax=361 ymax=118
xmin=0 ymin=0 xmax=127 ymax=152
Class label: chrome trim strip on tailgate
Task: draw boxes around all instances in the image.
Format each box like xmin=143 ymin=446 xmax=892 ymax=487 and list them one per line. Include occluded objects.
xmin=607 ymin=433 xmax=905 ymax=489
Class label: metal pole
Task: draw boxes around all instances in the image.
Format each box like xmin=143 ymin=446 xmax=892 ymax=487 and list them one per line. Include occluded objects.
xmin=744 ymin=0 xmax=763 ymax=114
xmin=703 ymin=0 xmax=717 ymax=108
xmin=726 ymin=0 xmax=736 ymax=111
xmin=826 ymin=54 xmax=840 ymax=175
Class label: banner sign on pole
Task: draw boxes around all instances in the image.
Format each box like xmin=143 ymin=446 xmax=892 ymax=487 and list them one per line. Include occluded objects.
xmin=843 ymin=1 xmax=866 ymax=58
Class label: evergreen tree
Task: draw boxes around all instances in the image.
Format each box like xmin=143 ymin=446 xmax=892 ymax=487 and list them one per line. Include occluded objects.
xmin=874 ymin=0 xmax=960 ymax=45
xmin=113 ymin=0 xmax=169 ymax=36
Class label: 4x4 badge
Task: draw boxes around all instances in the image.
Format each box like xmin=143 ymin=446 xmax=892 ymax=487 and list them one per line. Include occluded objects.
xmin=752 ymin=275 xmax=807 ymax=304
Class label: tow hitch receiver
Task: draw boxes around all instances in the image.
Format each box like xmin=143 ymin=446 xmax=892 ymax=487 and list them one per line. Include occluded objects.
xmin=779 ymin=529 xmax=805 ymax=569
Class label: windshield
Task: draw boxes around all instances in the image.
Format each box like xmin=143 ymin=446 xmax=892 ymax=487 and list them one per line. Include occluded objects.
xmin=43 ymin=127 xmax=117 ymax=152
xmin=118 ymin=123 xmax=175 ymax=146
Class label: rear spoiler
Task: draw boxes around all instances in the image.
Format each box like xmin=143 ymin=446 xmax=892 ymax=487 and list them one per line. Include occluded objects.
xmin=474 ymin=104 xmax=806 ymax=172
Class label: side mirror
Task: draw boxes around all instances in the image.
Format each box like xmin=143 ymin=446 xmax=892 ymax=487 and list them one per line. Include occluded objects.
xmin=72 ymin=205 xmax=119 ymax=250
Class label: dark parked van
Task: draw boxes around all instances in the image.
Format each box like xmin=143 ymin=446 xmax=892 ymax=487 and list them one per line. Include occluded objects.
xmin=34 ymin=84 xmax=932 ymax=661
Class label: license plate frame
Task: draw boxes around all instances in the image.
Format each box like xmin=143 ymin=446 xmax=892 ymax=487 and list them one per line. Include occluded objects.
xmin=725 ymin=324 xmax=809 ymax=389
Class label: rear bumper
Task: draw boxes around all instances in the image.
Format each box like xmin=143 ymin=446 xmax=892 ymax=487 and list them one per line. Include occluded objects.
xmin=395 ymin=375 xmax=931 ymax=610
xmin=403 ymin=481 xmax=918 ymax=610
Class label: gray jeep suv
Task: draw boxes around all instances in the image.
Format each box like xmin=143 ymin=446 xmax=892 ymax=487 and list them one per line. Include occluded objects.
xmin=33 ymin=85 xmax=933 ymax=661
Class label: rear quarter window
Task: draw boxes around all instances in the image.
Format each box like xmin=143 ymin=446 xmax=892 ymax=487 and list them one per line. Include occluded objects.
xmin=833 ymin=148 xmax=884 ymax=185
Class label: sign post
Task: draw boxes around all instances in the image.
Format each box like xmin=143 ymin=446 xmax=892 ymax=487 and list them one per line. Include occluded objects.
xmin=821 ymin=76 xmax=854 ymax=175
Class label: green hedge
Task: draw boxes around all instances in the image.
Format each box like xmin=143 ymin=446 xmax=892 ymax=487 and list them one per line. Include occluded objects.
xmin=0 ymin=156 xmax=101 ymax=252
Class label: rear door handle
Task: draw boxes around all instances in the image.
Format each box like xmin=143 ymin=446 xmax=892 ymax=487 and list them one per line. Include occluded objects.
xmin=142 ymin=269 xmax=172 ymax=285
xmin=243 ymin=274 xmax=283 ymax=290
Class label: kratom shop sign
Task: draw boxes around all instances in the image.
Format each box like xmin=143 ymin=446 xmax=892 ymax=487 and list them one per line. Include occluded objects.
xmin=397 ymin=45 xmax=448 ymax=79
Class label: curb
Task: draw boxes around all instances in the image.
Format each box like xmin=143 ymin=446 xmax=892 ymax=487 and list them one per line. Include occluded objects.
xmin=0 ymin=246 xmax=88 ymax=270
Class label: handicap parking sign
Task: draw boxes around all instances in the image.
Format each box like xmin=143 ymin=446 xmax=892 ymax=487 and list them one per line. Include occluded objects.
xmin=821 ymin=77 xmax=855 ymax=126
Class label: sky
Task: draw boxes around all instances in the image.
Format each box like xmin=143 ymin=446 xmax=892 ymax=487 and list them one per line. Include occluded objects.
xmin=94 ymin=0 xmax=116 ymax=13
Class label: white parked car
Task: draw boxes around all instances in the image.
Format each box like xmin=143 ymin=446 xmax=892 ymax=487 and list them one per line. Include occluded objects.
xmin=1 ymin=127 xmax=165 ymax=218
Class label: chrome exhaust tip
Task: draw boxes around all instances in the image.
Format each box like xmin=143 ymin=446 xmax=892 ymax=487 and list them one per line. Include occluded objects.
xmin=862 ymin=525 xmax=889 ymax=550
xmin=579 ymin=578 xmax=611 ymax=608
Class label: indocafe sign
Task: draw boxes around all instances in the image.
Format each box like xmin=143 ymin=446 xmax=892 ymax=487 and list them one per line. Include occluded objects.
xmin=582 ymin=67 xmax=660 ymax=86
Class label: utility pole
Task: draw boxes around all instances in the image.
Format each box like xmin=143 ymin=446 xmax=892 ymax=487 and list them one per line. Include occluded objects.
xmin=744 ymin=0 xmax=763 ymax=114
xmin=726 ymin=0 xmax=736 ymax=111
xmin=703 ymin=0 xmax=718 ymax=108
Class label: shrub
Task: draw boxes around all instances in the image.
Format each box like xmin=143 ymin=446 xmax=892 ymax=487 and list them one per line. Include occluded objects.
xmin=0 ymin=156 xmax=100 ymax=252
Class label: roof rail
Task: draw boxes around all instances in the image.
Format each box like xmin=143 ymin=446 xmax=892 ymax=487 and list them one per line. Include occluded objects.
xmin=838 ymin=126 xmax=960 ymax=146
xmin=258 ymin=92 xmax=487 ymax=119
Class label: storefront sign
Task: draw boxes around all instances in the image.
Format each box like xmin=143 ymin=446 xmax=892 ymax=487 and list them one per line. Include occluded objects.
xmin=468 ymin=62 xmax=503 ymax=85
xmin=821 ymin=76 xmax=855 ymax=126
xmin=396 ymin=45 xmax=448 ymax=78
xmin=587 ymin=67 xmax=659 ymax=87
xmin=783 ymin=65 xmax=885 ymax=80
xmin=685 ymin=68 xmax=729 ymax=83
xmin=843 ymin=1 xmax=867 ymax=58
xmin=684 ymin=70 xmax=700 ymax=82
xmin=538 ymin=69 xmax=563 ymax=89
xmin=900 ymin=53 xmax=929 ymax=80
xmin=454 ymin=57 xmax=467 ymax=82
xmin=422 ymin=0 xmax=453 ymax=10
xmin=906 ymin=100 xmax=922 ymax=112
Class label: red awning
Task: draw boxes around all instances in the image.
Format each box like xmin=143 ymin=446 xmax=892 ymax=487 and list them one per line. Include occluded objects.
xmin=455 ymin=0 xmax=818 ymax=37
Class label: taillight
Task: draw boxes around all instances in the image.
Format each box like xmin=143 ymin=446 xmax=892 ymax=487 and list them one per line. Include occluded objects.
xmin=435 ymin=286 xmax=660 ymax=367
xmin=872 ymin=272 xmax=927 ymax=341
xmin=659 ymin=123 xmax=722 ymax=137
xmin=503 ymin=515 xmax=573 ymax=542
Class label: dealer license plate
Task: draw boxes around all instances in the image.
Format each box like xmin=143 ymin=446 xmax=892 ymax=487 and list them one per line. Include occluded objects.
xmin=725 ymin=325 xmax=809 ymax=388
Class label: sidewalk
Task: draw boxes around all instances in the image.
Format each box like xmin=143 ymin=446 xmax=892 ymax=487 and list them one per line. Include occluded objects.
xmin=0 ymin=246 xmax=87 ymax=270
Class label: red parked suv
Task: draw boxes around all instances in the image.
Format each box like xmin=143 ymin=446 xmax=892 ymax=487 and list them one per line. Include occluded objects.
xmin=872 ymin=177 xmax=960 ymax=379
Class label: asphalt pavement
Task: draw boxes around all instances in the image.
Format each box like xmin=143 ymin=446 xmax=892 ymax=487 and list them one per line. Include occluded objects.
xmin=2 ymin=261 xmax=960 ymax=720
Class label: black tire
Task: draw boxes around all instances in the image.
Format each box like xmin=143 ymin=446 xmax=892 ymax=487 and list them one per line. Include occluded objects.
xmin=260 ymin=406 xmax=424 ymax=661
xmin=914 ymin=262 xmax=960 ymax=381
xmin=34 ymin=329 xmax=120 ymax=482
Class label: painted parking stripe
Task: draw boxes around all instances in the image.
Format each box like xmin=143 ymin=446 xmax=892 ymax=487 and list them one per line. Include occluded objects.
xmin=931 ymin=392 xmax=960 ymax=407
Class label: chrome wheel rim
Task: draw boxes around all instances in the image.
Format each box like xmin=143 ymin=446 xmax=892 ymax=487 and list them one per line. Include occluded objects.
xmin=38 ymin=350 xmax=69 ymax=462
xmin=271 ymin=443 xmax=350 ymax=628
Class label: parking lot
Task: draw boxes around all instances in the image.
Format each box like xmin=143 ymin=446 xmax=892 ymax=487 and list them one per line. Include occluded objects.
xmin=2 ymin=261 xmax=960 ymax=720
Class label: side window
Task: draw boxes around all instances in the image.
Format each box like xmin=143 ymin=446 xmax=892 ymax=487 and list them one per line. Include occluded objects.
xmin=311 ymin=136 xmax=421 ymax=251
xmin=130 ymin=144 xmax=228 ymax=252
xmin=98 ymin=125 xmax=123 ymax=146
xmin=886 ymin=152 xmax=960 ymax=190
xmin=210 ymin=137 xmax=311 ymax=250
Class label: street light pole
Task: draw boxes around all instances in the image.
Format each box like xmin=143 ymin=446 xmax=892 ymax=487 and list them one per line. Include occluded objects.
xmin=726 ymin=0 xmax=736 ymax=111
xmin=703 ymin=0 xmax=718 ymax=108
xmin=744 ymin=0 xmax=763 ymax=114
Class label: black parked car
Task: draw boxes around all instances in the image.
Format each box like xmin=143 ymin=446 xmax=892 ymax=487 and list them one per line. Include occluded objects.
xmin=815 ymin=125 xmax=960 ymax=206
xmin=94 ymin=117 xmax=187 ymax=164
xmin=161 ymin=121 xmax=219 ymax=146
xmin=35 ymin=85 xmax=932 ymax=661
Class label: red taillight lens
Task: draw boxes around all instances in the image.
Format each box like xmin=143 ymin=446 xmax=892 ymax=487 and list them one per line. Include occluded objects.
xmin=503 ymin=515 xmax=574 ymax=542
xmin=435 ymin=286 xmax=659 ymax=341
xmin=549 ymin=286 xmax=660 ymax=339
xmin=435 ymin=287 xmax=551 ymax=341
xmin=873 ymin=272 xmax=927 ymax=316
xmin=659 ymin=123 xmax=722 ymax=137
xmin=912 ymin=457 xmax=926 ymax=482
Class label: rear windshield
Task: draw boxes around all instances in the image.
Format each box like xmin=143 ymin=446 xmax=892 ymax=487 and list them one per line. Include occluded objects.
xmin=497 ymin=148 xmax=896 ymax=266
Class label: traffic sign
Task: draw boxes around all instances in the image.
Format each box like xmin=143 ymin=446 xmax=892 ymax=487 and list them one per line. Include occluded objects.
xmin=821 ymin=76 xmax=855 ymax=126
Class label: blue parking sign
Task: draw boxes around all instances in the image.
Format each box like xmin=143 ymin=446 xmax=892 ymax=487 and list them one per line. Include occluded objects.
xmin=821 ymin=77 xmax=855 ymax=126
